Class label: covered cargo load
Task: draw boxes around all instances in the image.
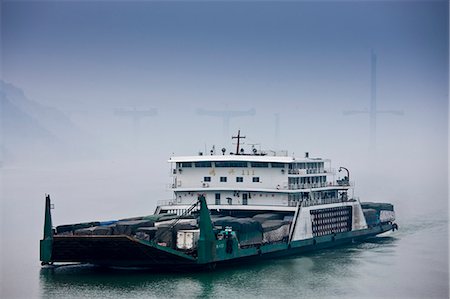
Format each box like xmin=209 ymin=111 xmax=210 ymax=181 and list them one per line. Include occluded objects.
xmin=142 ymin=213 xmax=177 ymax=222
xmin=56 ymin=222 xmax=100 ymax=235
xmin=252 ymin=213 xmax=283 ymax=223
xmin=213 ymin=217 xmax=263 ymax=246
xmin=363 ymin=208 xmax=379 ymax=227
xmin=74 ymin=225 xmax=114 ymax=236
xmin=361 ymin=202 xmax=394 ymax=211
xmin=135 ymin=227 xmax=158 ymax=241
xmin=361 ymin=202 xmax=395 ymax=223
xmin=261 ymin=220 xmax=290 ymax=243
xmin=112 ymin=220 xmax=155 ymax=235
xmin=154 ymin=217 xmax=197 ymax=228
xmin=379 ymin=210 xmax=395 ymax=223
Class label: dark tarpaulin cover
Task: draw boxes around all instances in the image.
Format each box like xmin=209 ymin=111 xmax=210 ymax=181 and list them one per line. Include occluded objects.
xmin=361 ymin=202 xmax=394 ymax=211
xmin=112 ymin=220 xmax=155 ymax=235
xmin=143 ymin=213 xmax=178 ymax=221
xmin=74 ymin=225 xmax=114 ymax=235
xmin=56 ymin=222 xmax=100 ymax=234
xmin=261 ymin=220 xmax=291 ymax=232
xmin=363 ymin=208 xmax=380 ymax=226
xmin=252 ymin=213 xmax=283 ymax=223
xmin=213 ymin=217 xmax=263 ymax=246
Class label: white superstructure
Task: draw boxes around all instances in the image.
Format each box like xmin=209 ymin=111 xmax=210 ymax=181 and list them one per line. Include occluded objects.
xmin=156 ymin=133 xmax=367 ymax=241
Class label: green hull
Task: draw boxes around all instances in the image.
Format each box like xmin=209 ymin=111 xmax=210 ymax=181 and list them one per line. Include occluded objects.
xmin=41 ymin=224 xmax=395 ymax=269
xmin=40 ymin=195 xmax=397 ymax=269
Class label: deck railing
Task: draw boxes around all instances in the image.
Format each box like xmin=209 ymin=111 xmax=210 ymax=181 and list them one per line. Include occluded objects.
xmin=156 ymin=199 xmax=176 ymax=206
xmin=288 ymin=197 xmax=348 ymax=207
xmin=288 ymin=181 xmax=353 ymax=190
xmin=288 ymin=168 xmax=333 ymax=175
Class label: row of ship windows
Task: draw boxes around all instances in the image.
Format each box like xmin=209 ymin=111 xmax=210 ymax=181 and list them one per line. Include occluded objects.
xmin=288 ymin=176 xmax=327 ymax=184
xmin=204 ymin=176 xmax=260 ymax=183
xmin=178 ymin=162 xmax=324 ymax=169
xmin=215 ymin=193 xmax=249 ymax=205
xmin=181 ymin=161 xmax=283 ymax=168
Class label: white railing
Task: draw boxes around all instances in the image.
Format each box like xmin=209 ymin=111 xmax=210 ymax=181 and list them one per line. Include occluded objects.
xmin=288 ymin=168 xmax=334 ymax=175
xmin=157 ymin=199 xmax=176 ymax=206
xmin=288 ymin=197 xmax=345 ymax=207
xmin=301 ymin=197 xmax=344 ymax=207
xmin=288 ymin=181 xmax=353 ymax=190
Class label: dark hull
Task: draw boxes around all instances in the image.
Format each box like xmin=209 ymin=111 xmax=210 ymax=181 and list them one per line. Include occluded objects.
xmin=218 ymin=223 xmax=394 ymax=266
xmin=49 ymin=235 xmax=197 ymax=268
xmin=44 ymin=223 xmax=395 ymax=269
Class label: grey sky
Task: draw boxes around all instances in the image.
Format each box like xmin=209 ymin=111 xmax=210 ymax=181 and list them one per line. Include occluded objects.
xmin=1 ymin=1 xmax=448 ymax=214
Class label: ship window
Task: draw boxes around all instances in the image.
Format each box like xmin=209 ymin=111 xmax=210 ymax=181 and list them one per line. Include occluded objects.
xmin=215 ymin=161 xmax=248 ymax=167
xmin=271 ymin=162 xmax=285 ymax=168
xmin=204 ymin=176 xmax=211 ymax=182
xmin=195 ymin=161 xmax=212 ymax=167
xmin=227 ymin=197 xmax=232 ymax=205
xmin=236 ymin=177 xmax=243 ymax=182
xmin=251 ymin=162 xmax=269 ymax=168
xmin=242 ymin=194 xmax=248 ymax=205
xmin=215 ymin=193 xmax=221 ymax=205
xmin=220 ymin=177 xmax=227 ymax=182
xmin=252 ymin=177 xmax=260 ymax=182
xmin=181 ymin=162 xmax=192 ymax=168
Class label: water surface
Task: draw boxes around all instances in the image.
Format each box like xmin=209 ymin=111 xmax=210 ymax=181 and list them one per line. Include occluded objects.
xmin=1 ymin=162 xmax=448 ymax=298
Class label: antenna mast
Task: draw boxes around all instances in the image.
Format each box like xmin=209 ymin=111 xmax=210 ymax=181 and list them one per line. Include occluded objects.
xmin=232 ymin=130 xmax=246 ymax=155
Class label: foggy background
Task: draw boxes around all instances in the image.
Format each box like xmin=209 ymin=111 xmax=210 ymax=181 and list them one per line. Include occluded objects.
xmin=0 ymin=1 xmax=448 ymax=298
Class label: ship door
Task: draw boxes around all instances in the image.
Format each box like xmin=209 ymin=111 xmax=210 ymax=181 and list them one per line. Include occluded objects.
xmin=242 ymin=193 xmax=248 ymax=205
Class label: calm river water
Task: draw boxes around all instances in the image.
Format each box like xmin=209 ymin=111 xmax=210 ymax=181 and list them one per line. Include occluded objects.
xmin=1 ymin=162 xmax=448 ymax=298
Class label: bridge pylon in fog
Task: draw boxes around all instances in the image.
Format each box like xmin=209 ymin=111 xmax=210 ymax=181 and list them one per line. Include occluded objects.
xmin=343 ymin=50 xmax=404 ymax=150
xmin=196 ymin=108 xmax=256 ymax=139
xmin=114 ymin=107 xmax=158 ymax=149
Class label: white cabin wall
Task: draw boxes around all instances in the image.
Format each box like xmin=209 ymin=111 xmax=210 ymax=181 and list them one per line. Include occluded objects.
xmin=174 ymin=190 xmax=288 ymax=206
xmin=172 ymin=166 xmax=288 ymax=191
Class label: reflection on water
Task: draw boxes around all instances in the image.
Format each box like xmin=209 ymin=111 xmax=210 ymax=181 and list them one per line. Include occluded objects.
xmin=39 ymin=237 xmax=399 ymax=299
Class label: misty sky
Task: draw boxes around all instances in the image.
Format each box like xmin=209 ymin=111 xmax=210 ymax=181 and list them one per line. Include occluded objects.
xmin=1 ymin=1 xmax=449 ymax=213
xmin=1 ymin=4 xmax=448 ymax=298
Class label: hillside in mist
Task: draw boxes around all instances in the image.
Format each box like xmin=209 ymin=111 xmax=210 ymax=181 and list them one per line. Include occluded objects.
xmin=0 ymin=81 xmax=93 ymax=165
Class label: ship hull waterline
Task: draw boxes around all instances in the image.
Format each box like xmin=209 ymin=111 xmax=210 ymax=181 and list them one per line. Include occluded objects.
xmin=42 ymin=223 xmax=395 ymax=270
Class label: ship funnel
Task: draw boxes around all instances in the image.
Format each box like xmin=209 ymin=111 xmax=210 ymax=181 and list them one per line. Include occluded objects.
xmin=305 ymin=152 xmax=309 ymax=158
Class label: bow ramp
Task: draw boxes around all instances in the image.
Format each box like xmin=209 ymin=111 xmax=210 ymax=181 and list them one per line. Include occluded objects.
xmin=50 ymin=235 xmax=196 ymax=267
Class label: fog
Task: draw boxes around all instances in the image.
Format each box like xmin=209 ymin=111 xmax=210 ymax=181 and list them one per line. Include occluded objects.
xmin=0 ymin=1 xmax=448 ymax=298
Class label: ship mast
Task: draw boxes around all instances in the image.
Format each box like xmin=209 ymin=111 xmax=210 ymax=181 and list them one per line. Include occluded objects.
xmin=232 ymin=130 xmax=246 ymax=155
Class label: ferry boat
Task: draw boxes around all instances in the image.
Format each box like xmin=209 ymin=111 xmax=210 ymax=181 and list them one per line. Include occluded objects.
xmin=40 ymin=131 xmax=398 ymax=269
